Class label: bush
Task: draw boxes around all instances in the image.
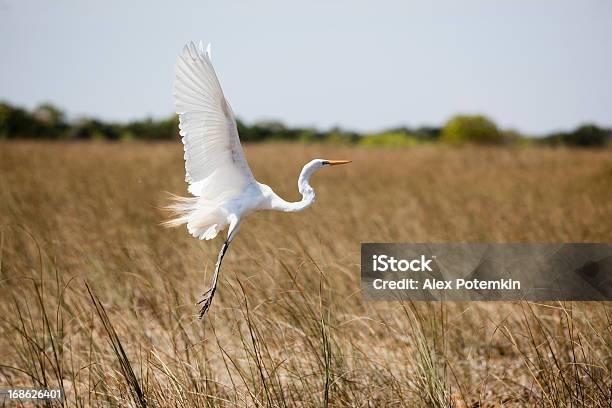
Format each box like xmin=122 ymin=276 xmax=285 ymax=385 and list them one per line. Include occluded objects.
xmin=0 ymin=101 xmax=68 ymax=139
xmin=542 ymin=124 xmax=610 ymax=147
xmin=325 ymin=129 xmax=359 ymax=145
xmin=359 ymin=132 xmax=420 ymax=147
xmin=441 ymin=114 xmax=503 ymax=145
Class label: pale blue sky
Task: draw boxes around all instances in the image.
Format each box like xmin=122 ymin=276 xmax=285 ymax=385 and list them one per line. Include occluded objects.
xmin=1 ymin=0 xmax=611 ymax=135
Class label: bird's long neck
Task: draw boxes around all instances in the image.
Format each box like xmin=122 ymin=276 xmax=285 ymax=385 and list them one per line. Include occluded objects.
xmin=270 ymin=162 xmax=318 ymax=213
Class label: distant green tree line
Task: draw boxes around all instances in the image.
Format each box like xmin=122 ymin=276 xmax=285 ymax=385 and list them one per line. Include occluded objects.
xmin=1 ymin=101 xmax=610 ymax=147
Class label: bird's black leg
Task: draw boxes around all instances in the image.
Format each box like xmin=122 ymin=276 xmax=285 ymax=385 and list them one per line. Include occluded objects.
xmin=197 ymin=240 xmax=230 ymax=318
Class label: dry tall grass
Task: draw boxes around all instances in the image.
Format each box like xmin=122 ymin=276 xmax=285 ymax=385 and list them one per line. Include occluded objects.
xmin=0 ymin=141 xmax=611 ymax=407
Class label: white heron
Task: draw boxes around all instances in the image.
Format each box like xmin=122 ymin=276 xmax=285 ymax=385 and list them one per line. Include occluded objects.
xmin=165 ymin=41 xmax=350 ymax=318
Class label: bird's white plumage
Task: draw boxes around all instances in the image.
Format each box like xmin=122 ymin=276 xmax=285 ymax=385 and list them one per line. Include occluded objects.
xmin=169 ymin=41 xmax=345 ymax=243
xmin=174 ymin=41 xmax=254 ymax=197
xmin=173 ymin=41 xmax=255 ymax=239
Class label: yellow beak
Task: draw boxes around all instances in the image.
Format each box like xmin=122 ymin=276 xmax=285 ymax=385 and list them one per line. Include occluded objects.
xmin=327 ymin=160 xmax=351 ymax=166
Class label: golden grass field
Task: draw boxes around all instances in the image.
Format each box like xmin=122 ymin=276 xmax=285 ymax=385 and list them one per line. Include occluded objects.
xmin=0 ymin=141 xmax=611 ymax=407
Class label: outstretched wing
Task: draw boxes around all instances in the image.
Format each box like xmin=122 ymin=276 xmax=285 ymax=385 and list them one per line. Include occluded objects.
xmin=174 ymin=41 xmax=254 ymax=198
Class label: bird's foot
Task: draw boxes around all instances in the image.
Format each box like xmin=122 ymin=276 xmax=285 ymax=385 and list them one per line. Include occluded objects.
xmin=196 ymin=288 xmax=215 ymax=319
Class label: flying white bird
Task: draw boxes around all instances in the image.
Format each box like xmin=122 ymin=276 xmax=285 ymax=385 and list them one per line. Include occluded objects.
xmin=165 ymin=41 xmax=350 ymax=318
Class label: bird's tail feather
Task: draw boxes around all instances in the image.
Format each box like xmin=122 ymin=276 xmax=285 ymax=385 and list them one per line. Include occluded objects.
xmin=161 ymin=193 xmax=224 ymax=240
xmin=161 ymin=193 xmax=199 ymax=228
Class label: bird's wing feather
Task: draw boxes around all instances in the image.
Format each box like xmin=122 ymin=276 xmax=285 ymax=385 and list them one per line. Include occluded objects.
xmin=174 ymin=41 xmax=254 ymax=198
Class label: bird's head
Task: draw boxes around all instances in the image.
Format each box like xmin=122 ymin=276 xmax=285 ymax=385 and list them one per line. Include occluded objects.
xmin=299 ymin=159 xmax=351 ymax=192
xmin=306 ymin=158 xmax=351 ymax=173
xmin=305 ymin=159 xmax=351 ymax=171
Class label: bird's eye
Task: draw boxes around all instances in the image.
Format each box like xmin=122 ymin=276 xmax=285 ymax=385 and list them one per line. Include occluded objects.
xmin=321 ymin=160 xmax=330 ymax=165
